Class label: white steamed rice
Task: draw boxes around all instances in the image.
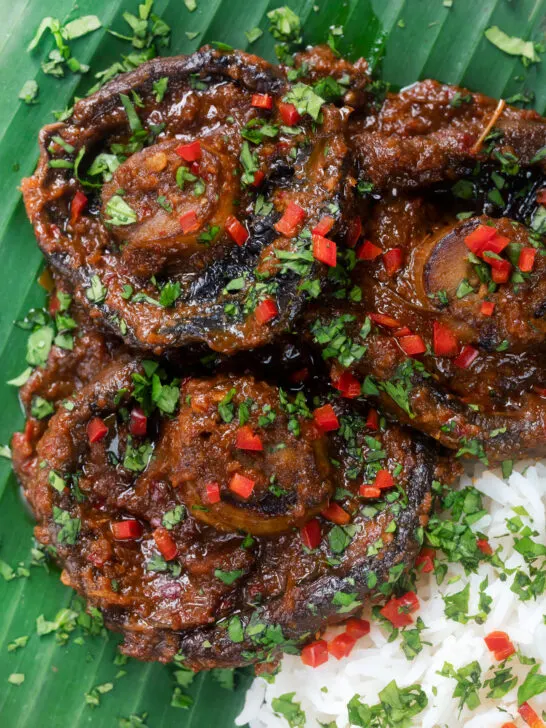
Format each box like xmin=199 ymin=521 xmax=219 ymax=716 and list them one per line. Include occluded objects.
xmin=237 ymin=460 xmax=546 ymax=728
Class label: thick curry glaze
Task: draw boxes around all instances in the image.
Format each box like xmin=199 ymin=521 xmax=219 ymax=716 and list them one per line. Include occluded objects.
xmin=12 ymin=44 xmax=546 ymax=672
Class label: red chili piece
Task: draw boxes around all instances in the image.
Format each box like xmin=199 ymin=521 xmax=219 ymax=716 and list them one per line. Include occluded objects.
xmin=366 ymin=408 xmax=379 ymax=430
xmin=399 ymin=334 xmax=426 ymax=357
xmin=380 ymin=591 xmax=420 ymax=627
xmin=359 ymin=486 xmax=381 ymax=498
xmin=254 ymin=298 xmax=278 ymax=325
xmin=415 ymin=547 xmax=435 ymax=573
xmin=312 ymin=234 xmax=337 ymax=267
xmin=229 ymin=473 xmax=256 ymax=499
xmin=375 ymin=469 xmax=394 ymax=490
xmin=453 ymin=345 xmax=479 ymax=369
xmin=225 ymin=215 xmax=249 ymax=246
xmin=129 ymin=407 xmax=147 ymax=437
xmin=333 ymin=371 xmax=361 ymax=399
xmin=476 ymin=538 xmax=493 ymax=555
xmin=345 ymin=618 xmax=370 ymax=639
xmin=70 ymin=190 xmax=88 ymax=225
xmin=321 ymin=502 xmax=351 ymax=525
xmin=480 ymin=301 xmax=495 ymax=316
xmin=300 ymin=519 xmax=321 ymax=549
xmin=206 ymin=482 xmax=221 ymax=504
xmin=301 ymin=639 xmax=328 ymax=667
xmin=278 ymin=102 xmax=300 ymax=126
xmin=433 ymin=321 xmax=460 ymax=357
xmin=87 ymin=417 xmax=108 ymax=444
xmin=252 ymin=170 xmax=265 ymax=187
xmin=274 ymin=201 xmax=306 ymax=237
xmin=484 ymin=630 xmax=516 ymax=660
xmin=370 ymin=312 xmax=401 ymax=329
xmin=111 ymin=519 xmax=142 ymax=540
xmin=312 ymin=216 xmax=335 ymax=237
xmin=251 ymin=93 xmax=273 ymax=110
xmin=235 ymin=425 xmax=264 ymax=451
xmin=358 ymin=240 xmax=382 ymax=260
xmin=328 ymin=633 xmax=356 ymax=660
xmin=153 ymin=527 xmax=178 ymax=561
xmin=518 ymin=247 xmax=537 ymax=273
xmin=179 ymin=209 xmax=199 ymax=233
xmin=383 ymin=248 xmax=404 ymax=276
xmin=518 ymin=702 xmax=545 ymax=728
xmin=313 ymin=404 xmax=339 ymax=432
xmin=175 ymin=140 xmax=202 ymax=162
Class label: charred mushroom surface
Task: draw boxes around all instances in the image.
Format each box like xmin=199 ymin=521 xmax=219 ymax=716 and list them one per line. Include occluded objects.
xmin=306 ymin=191 xmax=546 ymax=462
xmin=22 ymin=48 xmax=355 ymax=354
xmin=15 ymin=44 xmax=546 ymax=674
xmin=12 ymin=344 xmax=451 ymax=669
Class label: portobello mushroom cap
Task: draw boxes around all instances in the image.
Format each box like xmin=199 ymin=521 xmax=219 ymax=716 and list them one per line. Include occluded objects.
xmin=351 ymin=79 xmax=546 ymax=191
xmin=21 ymin=48 xmax=353 ymax=355
xmin=12 ymin=352 xmax=447 ymax=670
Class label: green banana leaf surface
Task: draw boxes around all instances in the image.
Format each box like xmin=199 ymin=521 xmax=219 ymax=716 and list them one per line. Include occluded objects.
xmin=0 ymin=0 xmax=544 ymax=725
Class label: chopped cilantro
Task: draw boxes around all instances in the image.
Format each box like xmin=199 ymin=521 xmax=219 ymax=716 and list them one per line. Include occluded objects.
xmin=283 ymin=83 xmax=325 ymax=121
xmin=271 ymin=692 xmax=305 ymax=727
xmin=104 ymin=195 xmax=137 ymax=226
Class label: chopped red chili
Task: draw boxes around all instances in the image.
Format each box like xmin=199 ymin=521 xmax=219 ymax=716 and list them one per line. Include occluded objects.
xmin=399 ymin=334 xmax=426 ymax=357
xmin=312 ymin=215 xmax=335 ymax=237
xmin=111 ymin=519 xmax=142 ymax=540
xmin=370 ymin=312 xmax=401 ymax=329
xmin=328 ymin=633 xmax=356 ymax=660
xmin=313 ymin=404 xmax=339 ymax=432
xmin=70 ymin=190 xmax=88 ymax=225
xmin=235 ymin=425 xmax=264 ymax=451
xmin=375 ymin=469 xmax=394 ymax=489
xmin=153 ymin=527 xmax=178 ymax=561
xmin=87 ymin=417 xmax=108 ymax=444
xmin=383 ymin=247 xmax=404 ymax=276
xmin=252 ymin=170 xmax=265 ymax=187
xmin=254 ymin=298 xmax=278 ymax=325
xmin=464 ymin=224 xmax=497 ymax=255
xmin=313 ymin=233 xmax=337 ymax=267
xmin=274 ymin=201 xmax=306 ymax=237
xmin=415 ymin=547 xmax=435 ymax=573
xmin=225 ymin=215 xmax=249 ymax=246
xmin=345 ymin=618 xmax=370 ymax=639
xmin=300 ymin=518 xmax=321 ymax=549
xmin=321 ymin=502 xmax=351 ymax=525
xmin=518 ymin=702 xmax=545 ymax=728
xmin=366 ymin=408 xmax=379 ymax=430
xmin=129 ymin=407 xmax=147 ymax=437
xmin=432 ymin=321 xmax=460 ymax=357
xmin=518 ymin=246 xmax=537 ymax=273
xmin=179 ymin=209 xmax=199 ymax=233
xmin=359 ymin=485 xmax=381 ymax=498
xmin=205 ymin=482 xmax=221 ymax=504
xmin=480 ymin=301 xmax=495 ymax=316
xmin=175 ymin=140 xmax=202 ymax=162
xmin=251 ymin=93 xmax=273 ymax=110
xmin=487 ymin=256 xmax=512 ymax=284
xmin=300 ymin=639 xmax=329 ymax=667
xmin=229 ymin=473 xmax=256 ymax=499
xmin=278 ymin=102 xmax=300 ymax=126
xmin=333 ymin=371 xmax=361 ymax=399
xmin=453 ymin=345 xmax=479 ymax=369
xmin=476 ymin=537 xmax=493 ymax=555
xmin=358 ymin=240 xmax=382 ymax=260
xmin=380 ymin=594 xmax=415 ymax=628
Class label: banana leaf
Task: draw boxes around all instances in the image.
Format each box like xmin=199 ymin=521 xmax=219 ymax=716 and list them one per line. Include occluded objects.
xmin=0 ymin=0 xmax=544 ymax=725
